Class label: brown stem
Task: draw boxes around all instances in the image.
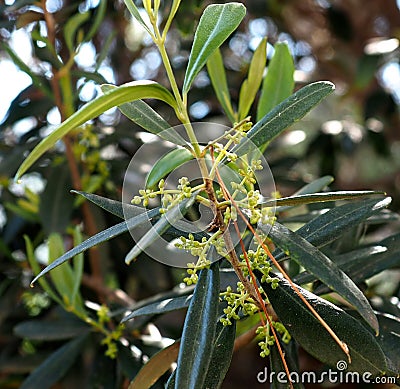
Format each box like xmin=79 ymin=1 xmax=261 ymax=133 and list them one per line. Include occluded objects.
xmin=82 ymin=274 xmax=134 ymax=306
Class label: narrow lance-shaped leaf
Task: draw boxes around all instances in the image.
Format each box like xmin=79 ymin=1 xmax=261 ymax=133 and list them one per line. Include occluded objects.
xmin=14 ymin=319 xmax=90 ymax=341
xmin=259 ymin=190 xmax=385 ymax=208
xmin=183 ymin=3 xmax=246 ymax=93
xmin=255 ymin=271 xmax=388 ymax=375
xmin=71 ymin=190 xmax=209 ymax=240
xmin=124 ymin=0 xmax=152 ymax=35
xmin=30 ymin=208 xmax=161 ymax=286
xmin=71 ymin=226 xmax=84 ymax=304
xmin=24 ymin=235 xmax=63 ymax=305
xmin=274 ymin=175 xmax=334 ymax=212
xmin=16 ymin=81 xmax=178 ymax=179
xmin=125 ymin=191 xmax=199 ymax=264
xmin=174 ymin=262 xmax=220 ymax=389
xmin=122 ymin=295 xmax=193 ymax=322
xmin=47 ymin=234 xmax=77 ymax=304
xmin=265 ymin=221 xmax=379 ymax=333
xmin=100 ymin=84 xmax=186 ymax=146
xmin=20 ymin=335 xmax=88 ymax=389
xmin=257 ymin=42 xmax=295 ymax=121
xmin=294 ymin=196 xmax=391 ymax=249
xmin=234 ymin=81 xmax=335 ymax=156
xmin=238 ymin=37 xmax=267 ymax=120
xmin=207 ymin=48 xmax=236 ymax=123
xmin=203 ymin=320 xmax=237 ymax=388
xmin=64 ymin=10 xmax=89 ymax=53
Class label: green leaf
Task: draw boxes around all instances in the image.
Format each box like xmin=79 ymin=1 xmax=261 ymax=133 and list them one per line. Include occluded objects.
xmin=1 ymin=44 xmax=52 ymax=98
xmin=257 ymin=42 xmax=295 ymax=121
xmin=15 ymin=81 xmax=178 ymax=180
xmin=294 ymin=176 xmax=334 ymax=194
xmin=14 ymin=319 xmax=90 ymax=341
xmin=20 ymin=335 xmax=88 ymax=389
xmin=124 ymin=192 xmax=199 ymax=264
xmin=183 ymin=2 xmax=246 ymax=94
xmin=234 ymin=81 xmax=335 ymax=156
xmin=255 ymin=272 xmax=388 ymax=374
xmin=71 ymin=190 xmax=209 ymax=240
xmin=311 ymin=233 xmax=400 ymax=291
xmin=275 ymin=175 xmax=334 ymax=212
xmin=24 ymin=236 xmax=63 ymax=305
xmin=128 ymin=342 xmax=180 ymax=389
xmin=266 ymin=222 xmax=379 ymax=333
xmin=175 ymin=262 xmax=220 ymax=388
xmin=64 ymin=11 xmax=90 ymax=53
xmin=375 ymin=312 xmax=400 ymax=374
xmin=39 ymin=164 xmax=74 ymax=234
xmin=30 ymin=208 xmax=161 ymax=286
xmin=101 ymin=84 xmax=187 ymax=146
xmin=47 ymin=234 xmax=84 ymax=312
xmin=122 ymin=295 xmax=192 ymax=322
xmin=294 ymin=245 xmax=388 ymax=286
xmin=260 ymin=190 xmax=386 ymax=208
xmin=238 ymin=37 xmax=267 ymax=120
xmin=84 ymin=0 xmax=107 ymax=42
xmin=145 ymin=148 xmax=194 ymax=190
xmin=124 ymin=0 xmax=152 ymax=35
xmin=293 ymin=197 xmax=391 ymax=248
xmin=206 ymin=48 xmax=236 ymax=123
xmin=71 ymin=226 xmax=84 ymax=303
xmin=203 ymin=320 xmax=236 ymax=388
xmin=71 ymin=190 xmax=126 ymax=219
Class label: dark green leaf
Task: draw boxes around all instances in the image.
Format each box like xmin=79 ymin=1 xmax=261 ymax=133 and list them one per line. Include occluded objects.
xmin=175 ymin=262 xmax=220 ymax=388
xmin=20 ymin=335 xmax=88 ymax=389
xmin=234 ymin=81 xmax=335 ymax=155
xmin=30 ymin=208 xmax=161 ymax=286
xmin=183 ymin=3 xmax=246 ymax=93
xmin=145 ymin=148 xmax=194 ymax=190
xmin=266 ymin=222 xmax=379 ymax=333
xmin=203 ymin=320 xmax=236 ymax=388
xmin=313 ymin=233 xmax=400 ymax=291
xmin=14 ymin=319 xmax=90 ymax=341
xmin=256 ymin=272 xmax=387 ymax=374
xmin=39 ymin=164 xmax=74 ymax=234
xmin=293 ymin=197 xmax=391 ymax=248
xmin=294 ymin=245 xmax=387 ymax=285
xmin=71 ymin=190 xmax=126 ymax=219
xmin=260 ymin=190 xmax=385 ymax=208
xmin=72 ymin=191 xmax=209 ymax=241
xmin=375 ymin=312 xmax=400 ymax=374
xmin=84 ymin=0 xmax=107 ymax=42
xmin=257 ymin=42 xmax=295 ymax=121
xmin=122 ymin=295 xmax=193 ymax=322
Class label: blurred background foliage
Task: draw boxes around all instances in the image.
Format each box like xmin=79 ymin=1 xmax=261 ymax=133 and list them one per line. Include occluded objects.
xmin=0 ymin=0 xmax=399 ymax=387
